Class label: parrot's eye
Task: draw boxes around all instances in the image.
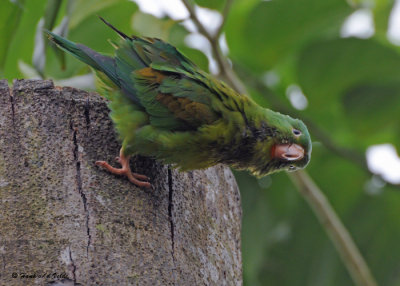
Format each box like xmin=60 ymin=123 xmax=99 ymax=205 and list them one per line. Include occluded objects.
xmin=292 ymin=129 xmax=301 ymax=136
xmin=288 ymin=165 xmax=296 ymax=171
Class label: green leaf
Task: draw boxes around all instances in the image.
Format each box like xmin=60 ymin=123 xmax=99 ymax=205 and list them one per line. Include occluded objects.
xmin=342 ymin=83 xmax=400 ymax=144
xmin=194 ymin=0 xmax=225 ymax=10
xmin=69 ymin=0 xmax=134 ymax=29
xmin=70 ymin=0 xmax=137 ymax=49
xmin=43 ymin=0 xmax=63 ymax=30
xmin=224 ymin=0 xmax=263 ymax=64
xmin=48 ymin=15 xmax=70 ymax=70
xmin=373 ymin=0 xmax=395 ymax=36
xmin=45 ymin=0 xmax=138 ymax=78
xmin=42 ymin=0 xmax=66 ymax=69
xmin=178 ymin=46 xmax=209 ymax=71
xmin=297 ymin=38 xmax=400 ymax=146
xmin=0 ymin=0 xmax=25 ymax=76
xmin=131 ymin=11 xmax=177 ymax=39
xmin=299 ymin=38 xmax=400 ymax=99
xmin=226 ymin=0 xmax=351 ymax=72
xmin=3 ymin=0 xmax=47 ymax=80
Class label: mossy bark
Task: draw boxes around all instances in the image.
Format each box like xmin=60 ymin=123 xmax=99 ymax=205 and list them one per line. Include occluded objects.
xmin=0 ymin=79 xmax=242 ymax=286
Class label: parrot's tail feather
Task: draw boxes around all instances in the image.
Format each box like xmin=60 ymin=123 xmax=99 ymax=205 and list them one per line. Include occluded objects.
xmin=99 ymin=16 xmax=130 ymax=40
xmin=44 ymin=30 xmax=119 ymax=86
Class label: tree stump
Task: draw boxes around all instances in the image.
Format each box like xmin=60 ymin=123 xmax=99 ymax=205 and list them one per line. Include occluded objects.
xmin=0 ymin=79 xmax=242 ymax=286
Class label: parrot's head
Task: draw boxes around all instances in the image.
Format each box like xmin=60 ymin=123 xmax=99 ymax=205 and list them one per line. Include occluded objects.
xmin=251 ymin=109 xmax=312 ymax=176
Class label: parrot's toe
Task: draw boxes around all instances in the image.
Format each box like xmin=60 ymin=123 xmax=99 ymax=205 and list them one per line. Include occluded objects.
xmin=131 ymin=173 xmax=150 ymax=181
xmin=95 ymin=151 xmax=151 ymax=188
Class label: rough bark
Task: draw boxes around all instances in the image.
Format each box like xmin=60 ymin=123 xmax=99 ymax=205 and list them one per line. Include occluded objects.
xmin=0 ymin=79 xmax=242 ymax=286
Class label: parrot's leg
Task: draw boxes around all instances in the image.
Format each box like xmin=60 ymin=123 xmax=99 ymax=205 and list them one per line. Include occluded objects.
xmin=95 ymin=149 xmax=151 ymax=188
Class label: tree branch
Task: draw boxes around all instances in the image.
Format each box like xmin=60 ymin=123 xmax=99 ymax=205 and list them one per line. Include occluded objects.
xmin=181 ymin=0 xmax=212 ymax=41
xmin=288 ymin=171 xmax=377 ymax=286
xmin=180 ymin=1 xmax=379 ymax=285
xmin=215 ymin=0 xmax=234 ymax=39
xmin=181 ymin=0 xmax=247 ymax=93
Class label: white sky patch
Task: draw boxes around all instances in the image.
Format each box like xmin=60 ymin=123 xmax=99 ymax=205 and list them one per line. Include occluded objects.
xmin=182 ymin=19 xmax=197 ymax=33
xmin=195 ymin=6 xmax=222 ymax=35
xmin=219 ymin=33 xmax=229 ymax=55
xmin=132 ymin=0 xmax=188 ymax=20
xmin=388 ymin=0 xmax=400 ymax=45
xmin=132 ymin=0 xmax=222 ymax=73
xmin=185 ymin=33 xmax=219 ymax=74
xmin=286 ymin=84 xmax=308 ymax=110
xmin=269 ymin=222 xmax=291 ymax=242
xmin=364 ymin=176 xmax=386 ymax=195
xmin=132 ymin=0 xmax=222 ymax=34
xmin=262 ymin=71 xmax=280 ymax=88
xmin=341 ymin=9 xmax=375 ymax=38
xmin=181 ymin=7 xmax=222 ymax=35
xmin=366 ymin=144 xmax=400 ymax=184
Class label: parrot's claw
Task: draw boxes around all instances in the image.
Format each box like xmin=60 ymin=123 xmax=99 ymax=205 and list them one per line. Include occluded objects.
xmin=95 ymin=151 xmax=151 ymax=188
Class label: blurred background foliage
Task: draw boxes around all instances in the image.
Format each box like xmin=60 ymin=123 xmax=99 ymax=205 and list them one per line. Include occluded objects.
xmin=1 ymin=0 xmax=400 ymax=285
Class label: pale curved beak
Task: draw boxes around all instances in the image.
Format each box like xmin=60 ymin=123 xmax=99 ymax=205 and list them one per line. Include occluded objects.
xmin=271 ymin=143 xmax=305 ymax=161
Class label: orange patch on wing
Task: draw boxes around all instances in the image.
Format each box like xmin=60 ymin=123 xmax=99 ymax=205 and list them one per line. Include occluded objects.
xmin=137 ymin=67 xmax=165 ymax=83
xmin=156 ymin=93 xmax=217 ymax=126
xmin=144 ymin=37 xmax=156 ymax=43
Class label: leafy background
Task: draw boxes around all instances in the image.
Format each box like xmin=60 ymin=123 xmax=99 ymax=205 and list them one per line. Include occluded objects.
xmin=1 ymin=0 xmax=400 ymax=285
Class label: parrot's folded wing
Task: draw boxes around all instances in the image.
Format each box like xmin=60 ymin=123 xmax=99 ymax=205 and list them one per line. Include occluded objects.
xmin=47 ymin=20 xmax=234 ymax=132
xmin=111 ymin=35 xmax=222 ymax=131
xmin=132 ymin=66 xmax=220 ymax=130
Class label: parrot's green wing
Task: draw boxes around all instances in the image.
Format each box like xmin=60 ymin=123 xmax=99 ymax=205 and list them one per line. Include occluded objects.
xmin=131 ymin=66 xmax=220 ymax=130
xmin=109 ymin=29 xmax=221 ymax=131
xmin=45 ymin=19 xmax=234 ymax=132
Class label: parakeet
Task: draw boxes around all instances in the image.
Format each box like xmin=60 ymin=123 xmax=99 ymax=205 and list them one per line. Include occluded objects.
xmin=45 ymin=18 xmax=311 ymax=188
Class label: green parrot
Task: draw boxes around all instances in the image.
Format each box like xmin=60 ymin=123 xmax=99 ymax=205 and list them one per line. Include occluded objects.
xmin=45 ymin=18 xmax=311 ymax=188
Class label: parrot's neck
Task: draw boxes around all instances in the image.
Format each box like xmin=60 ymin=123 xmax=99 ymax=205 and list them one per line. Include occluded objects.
xmin=217 ymin=108 xmax=277 ymax=169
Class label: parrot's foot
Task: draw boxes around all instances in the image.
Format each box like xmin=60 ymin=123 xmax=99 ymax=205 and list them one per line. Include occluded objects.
xmin=95 ymin=150 xmax=151 ymax=188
